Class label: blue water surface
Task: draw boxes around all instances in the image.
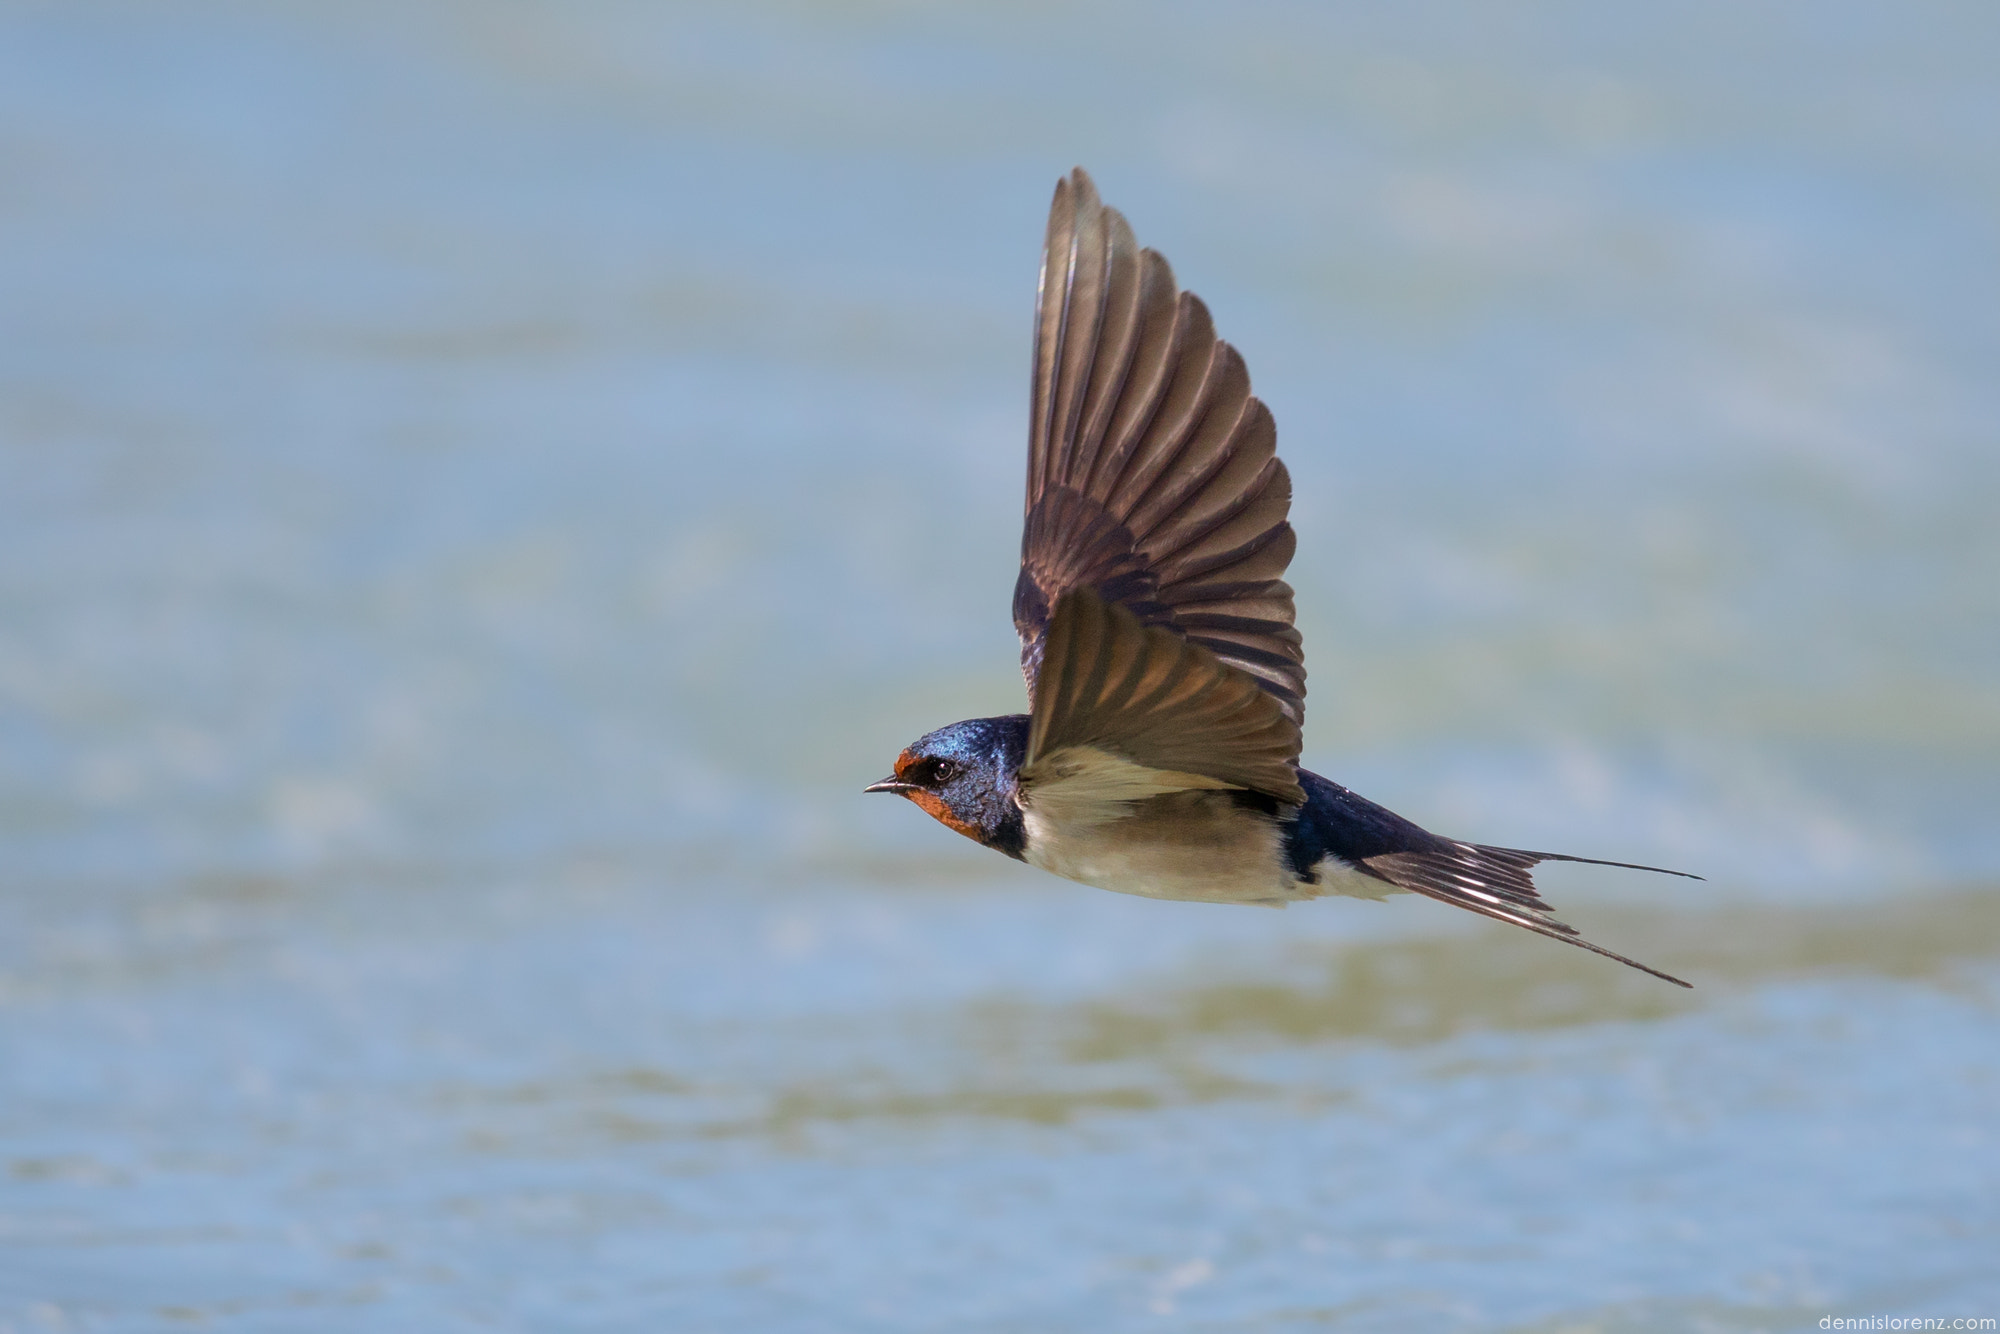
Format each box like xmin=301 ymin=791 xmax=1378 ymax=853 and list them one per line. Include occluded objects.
xmin=2 ymin=2 xmax=1997 ymax=1329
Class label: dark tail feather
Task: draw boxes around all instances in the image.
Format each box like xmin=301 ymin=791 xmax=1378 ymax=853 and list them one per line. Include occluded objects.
xmin=1360 ymin=842 xmax=1697 ymax=988
xmin=1534 ymin=851 xmax=1705 ymax=882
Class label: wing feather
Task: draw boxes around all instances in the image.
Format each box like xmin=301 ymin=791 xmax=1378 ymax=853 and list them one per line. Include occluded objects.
xmin=1016 ymin=169 xmax=1306 ymax=735
xmin=1022 ymin=588 xmax=1304 ymax=805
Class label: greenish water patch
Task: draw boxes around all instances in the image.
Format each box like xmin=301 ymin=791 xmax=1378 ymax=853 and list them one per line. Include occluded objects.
xmin=1064 ymin=888 xmax=2000 ymax=1061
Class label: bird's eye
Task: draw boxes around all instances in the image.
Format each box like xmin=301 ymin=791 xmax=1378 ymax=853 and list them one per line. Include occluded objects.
xmin=931 ymin=760 xmax=957 ymax=784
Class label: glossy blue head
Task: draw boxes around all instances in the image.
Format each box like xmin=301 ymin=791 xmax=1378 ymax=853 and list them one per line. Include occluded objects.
xmin=865 ymin=714 xmax=1030 ymax=859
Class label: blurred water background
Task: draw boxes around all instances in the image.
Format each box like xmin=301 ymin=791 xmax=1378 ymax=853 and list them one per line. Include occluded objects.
xmin=3 ymin=2 xmax=1998 ymax=1330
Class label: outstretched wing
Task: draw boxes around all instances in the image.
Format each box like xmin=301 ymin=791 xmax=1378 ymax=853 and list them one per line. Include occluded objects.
xmin=1015 ymin=167 xmax=1304 ymax=738
xmin=1021 ymin=587 xmax=1304 ymax=806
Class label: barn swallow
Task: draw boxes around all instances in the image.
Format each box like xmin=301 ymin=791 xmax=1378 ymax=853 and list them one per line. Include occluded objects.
xmin=868 ymin=168 xmax=1696 ymax=987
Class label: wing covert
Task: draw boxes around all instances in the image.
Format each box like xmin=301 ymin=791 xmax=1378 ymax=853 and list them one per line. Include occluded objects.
xmin=1022 ymin=588 xmax=1304 ymax=806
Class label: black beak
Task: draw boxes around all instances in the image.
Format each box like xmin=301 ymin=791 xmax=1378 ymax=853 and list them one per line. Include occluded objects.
xmin=863 ymin=777 xmax=915 ymax=794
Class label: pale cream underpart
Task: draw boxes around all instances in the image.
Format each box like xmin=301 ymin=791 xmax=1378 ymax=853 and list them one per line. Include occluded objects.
xmin=1017 ymin=746 xmax=1402 ymax=908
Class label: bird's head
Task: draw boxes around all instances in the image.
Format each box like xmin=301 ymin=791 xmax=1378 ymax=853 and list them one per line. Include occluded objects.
xmin=865 ymin=715 xmax=1028 ymax=858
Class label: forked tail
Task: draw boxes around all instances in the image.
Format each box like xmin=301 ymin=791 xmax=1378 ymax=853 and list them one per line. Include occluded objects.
xmin=1359 ymin=843 xmax=1700 ymax=988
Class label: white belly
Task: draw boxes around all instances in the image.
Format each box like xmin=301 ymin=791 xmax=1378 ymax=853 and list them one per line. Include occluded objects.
xmin=1016 ymin=792 xmax=1408 ymax=908
xmin=1018 ymin=789 xmax=1308 ymax=907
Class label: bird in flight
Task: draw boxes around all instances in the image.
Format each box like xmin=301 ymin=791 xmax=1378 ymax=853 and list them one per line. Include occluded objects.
xmin=867 ymin=168 xmax=1695 ymax=987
